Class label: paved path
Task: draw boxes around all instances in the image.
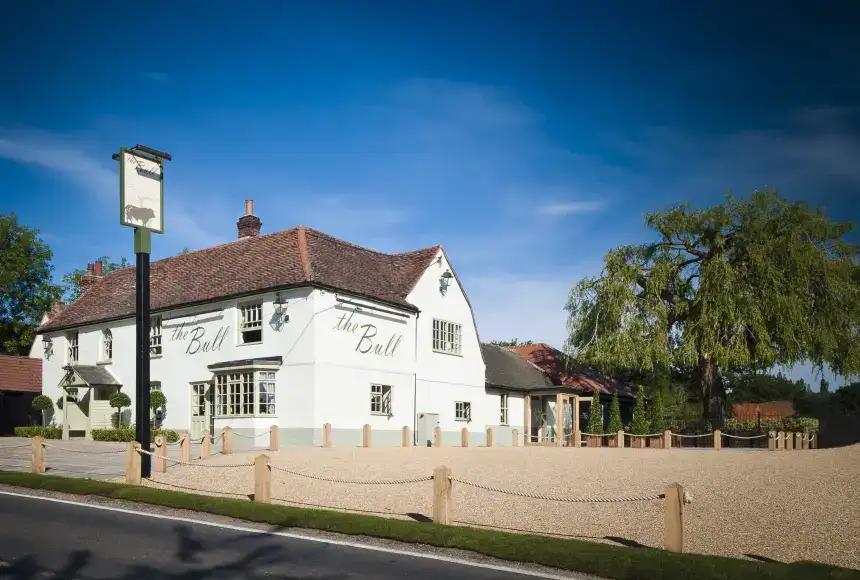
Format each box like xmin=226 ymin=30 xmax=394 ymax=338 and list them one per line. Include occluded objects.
xmin=0 ymin=492 xmax=568 ymax=579
xmin=0 ymin=437 xmax=206 ymax=480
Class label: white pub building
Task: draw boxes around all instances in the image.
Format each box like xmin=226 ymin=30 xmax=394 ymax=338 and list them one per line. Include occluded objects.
xmin=32 ymin=201 xmax=528 ymax=448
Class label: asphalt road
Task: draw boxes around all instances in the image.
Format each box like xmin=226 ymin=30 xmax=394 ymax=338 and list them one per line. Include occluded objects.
xmin=0 ymin=493 xmax=565 ymax=580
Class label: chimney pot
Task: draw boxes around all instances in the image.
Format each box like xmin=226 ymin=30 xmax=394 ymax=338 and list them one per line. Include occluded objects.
xmin=245 ymin=199 xmax=254 ymax=216
xmin=94 ymin=260 xmax=104 ymax=277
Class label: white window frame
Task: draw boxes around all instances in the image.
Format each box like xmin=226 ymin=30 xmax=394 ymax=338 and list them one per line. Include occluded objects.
xmin=500 ymin=392 xmax=509 ymax=425
xmin=43 ymin=338 xmax=53 ymax=360
xmin=239 ymin=301 xmax=264 ymax=344
xmin=432 ymin=319 xmax=462 ymax=355
xmin=455 ymin=401 xmax=472 ymax=422
xmin=150 ymin=316 xmax=162 ymax=356
xmin=214 ymin=367 xmax=277 ymax=418
xmin=101 ymin=329 xmax=113 ymax=362
xmin=370 ymin=384 xmax=392 ymax=416
xmin=66 ymin=331 xmax=79 ymax=363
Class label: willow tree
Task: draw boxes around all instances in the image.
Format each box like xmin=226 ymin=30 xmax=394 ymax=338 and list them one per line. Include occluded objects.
xmin=565 ymin=190 xmax=859 ymax=426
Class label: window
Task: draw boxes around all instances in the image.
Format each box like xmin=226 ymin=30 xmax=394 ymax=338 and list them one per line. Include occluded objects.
xmin=191 ymin=383 xmax=208 ymax=417
xmin=258 ymin=371 xmax=276 ymax=415
xmin=500 ymin=393 xmax=509 ymax=425
xmin=214 ymin=370 xmax=276 ymax=417
xmin=43 ymin=338 xmax=53 ymax=360
xmin=370 ymin=384 xmax=392 ymax=416
xmin=150 ymin=382 xmax=161 ymax=391
xmin=150 ymin=316 xmax=162 ymax=356
xmin=455 ymin=401 xmax=471 ymax=422
xmin=65 ymin=388 xmax=79 ymax=403
xmin=101 ymin=329 xmax=113 ymax=361
xmin=432 ymin=319 xmax=462 ymax=355
xmin=66 ymin=331 xmax=79 ymax=363
xmin=239 ymin=302 xmax=263 ymax=344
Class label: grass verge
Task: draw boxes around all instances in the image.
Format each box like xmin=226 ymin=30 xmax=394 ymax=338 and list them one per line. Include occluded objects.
xmin=0 ymin=470 xmax=856 ymax=580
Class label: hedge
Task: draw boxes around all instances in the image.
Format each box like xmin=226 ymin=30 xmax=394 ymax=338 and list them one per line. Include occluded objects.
xmin=723 ymin=416 xmax=819 ymax=434
xmin=91 ymin=427 xmax=179 ymax=443
xmin=13 ymin=426 xmax=62 ymax=439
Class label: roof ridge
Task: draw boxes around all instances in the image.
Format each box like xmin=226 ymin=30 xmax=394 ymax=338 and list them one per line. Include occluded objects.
xmin=297 ymin=225 xmax=313 ymax=281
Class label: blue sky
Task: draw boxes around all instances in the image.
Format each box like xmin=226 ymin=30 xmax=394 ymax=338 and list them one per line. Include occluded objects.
xmin=2 ymin=1 xmax=858 ymax=388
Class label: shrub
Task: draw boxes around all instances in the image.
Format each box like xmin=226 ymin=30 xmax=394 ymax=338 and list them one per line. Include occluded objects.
xmin=14 ymin=426 xmax=62 ymax=439
xmin=606 ymin=392 xmax=623 ymax=433
xmin=629 ymin=386 xmax=650 ymax=435
xmin=586 ymin=394 xmax=603 ymax=434
xmin=723 ymin=416 xmax=819 ymax=434
xmin=91 ymin=427 xmax=179 ymax=443
xmin=31 ymin=395 xmax=53 ymax=426
xmin=56 ymin=396 xmax=64 ymax=410
xmin=150 ymin=390 xmax=167 ymax=411
xmin=648 ymin=390 xmax=667 ymax=433
xmin=109 ymin=392 xmax=132 ymax=427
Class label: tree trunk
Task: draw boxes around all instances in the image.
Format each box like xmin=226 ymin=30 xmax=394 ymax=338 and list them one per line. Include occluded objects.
xmin=697 ymin=355 xmax=726 ymax=428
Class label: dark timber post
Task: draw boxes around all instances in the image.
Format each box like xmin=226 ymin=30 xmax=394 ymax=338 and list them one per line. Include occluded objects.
xmin=135 ymin=227 xmax=152 ymax=478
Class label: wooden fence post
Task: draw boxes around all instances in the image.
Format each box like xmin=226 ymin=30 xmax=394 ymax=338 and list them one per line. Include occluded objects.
xmin=434 ymin=426 xmax=442 ymax=447
xmin=663 ymin=430 xmax=672 ymax=449
xmin=323 ymin=423 xmax=332 ymax=447
xmin=253 ymin=454 xmax=271 ymax=503
xmin=402 ymin=426 xmax=410 ymax=447
xmin=486 ymin=427 xmax=493 ymax=448
xmin=777 ymin=431 xmax=785 ymax=450
xmin=269 ymin=425 xmax=279 ymax=452
xmin=768 ymin=431 xmax=776 ymax=451
xmin=461 ymin=427 xmax=469 ymax=447
xmin=201 ymin=431 xmax=211 ymax=458
xmin=664 ymin=482 xmax=685 ymax=552
xmin=432 ymin=465 xmax=452 ymax=525
xmin=785 ymin=431 xmax=794 ymax=450
xmin=154 ymin=435 xmax=167 ymax=473
xmin=811 ymin=432 xmax=818 ymax=449
xmin=801 ymin=433 xmax=809 ymax=450
xmin=180 ymin=432 xmax=191 ymax=465
xmin=31 ymin=436 xmax=45 ymax=474
xmin=794 ymin=432 xmax=802 ymax=450
xmin=512 ymin=429 xmax=519 ymax=447
xmin=125 ymin=441 xmax=141 ymax=485
xmin=616 ymin=430 xmax=624 ymax=449
xmin=713 ymin=430 xmax=721 ymax=451
xmin=573 ymin=429 xmax=581 ymax=447
xmin=362 ymin=424 xmax=371 ymax=448
xmin=222 ymin=427 xmax=234 ymax=455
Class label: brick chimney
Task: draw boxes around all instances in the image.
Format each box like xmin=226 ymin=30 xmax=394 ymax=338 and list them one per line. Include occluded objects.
xmin=78 ymin=260 xmax=105 ymax=295
xmin=237 ymin=199 xmax=262 ymax=238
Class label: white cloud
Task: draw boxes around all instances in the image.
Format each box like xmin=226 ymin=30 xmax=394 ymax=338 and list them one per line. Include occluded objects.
xmin=0 ymin=128 xmax=220 ymax=249
xmin=535 ymin=201 xmax=603 ymax=216
xmin=139 ymin=71 xmax=169 ymax=82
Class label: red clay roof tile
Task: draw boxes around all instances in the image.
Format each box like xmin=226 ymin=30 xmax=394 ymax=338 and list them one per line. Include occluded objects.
xmin=39 ymin=227 xmax=440 ymax=333
xmin=511 ymin=343 xmax=635 ymax=397
xmin=0 ymin=355 xmax=42 ymax=393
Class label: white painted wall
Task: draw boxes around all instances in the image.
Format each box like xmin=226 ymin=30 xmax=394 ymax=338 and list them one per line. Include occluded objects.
xmin=34 ymin=246 xmax=509 ymax=445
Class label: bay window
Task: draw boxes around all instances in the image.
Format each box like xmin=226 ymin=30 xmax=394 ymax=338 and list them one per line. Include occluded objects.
xmin=214 ymin=370 xmax=276 ymax=417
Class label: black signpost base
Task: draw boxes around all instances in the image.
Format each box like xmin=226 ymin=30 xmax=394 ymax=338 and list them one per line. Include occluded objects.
xmin=134 ymin=228 xmax=152 ymax=478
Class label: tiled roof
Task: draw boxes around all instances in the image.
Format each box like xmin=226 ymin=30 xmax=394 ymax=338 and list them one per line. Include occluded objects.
xmin=0 ymin=355 xmax=42 ymax=393
xmin=38 ymin=227 xmax=441 ymax=333
xmin=69 ymin=365 xmax=121 ymax=387
xmin=482 ymin=343 xmax=555 ymax=391
xmin=511 ymin=343 xmax=635 ymax=398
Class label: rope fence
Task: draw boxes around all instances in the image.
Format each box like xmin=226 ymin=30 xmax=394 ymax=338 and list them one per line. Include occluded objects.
xmin=570 ymin=428 xmax=818 ymax=451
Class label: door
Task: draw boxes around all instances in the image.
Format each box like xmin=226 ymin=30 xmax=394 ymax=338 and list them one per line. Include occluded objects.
xmin=190 ymin=383 xmax=212 ymax=440
xmin=416 ymin=413 xmax=439 ymax=446
xmin=561 ymin=396 xmax=574 ymax=446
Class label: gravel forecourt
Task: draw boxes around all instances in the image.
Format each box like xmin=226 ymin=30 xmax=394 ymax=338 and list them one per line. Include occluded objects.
xmin=131 ymin=443 xmax=860 ymax=570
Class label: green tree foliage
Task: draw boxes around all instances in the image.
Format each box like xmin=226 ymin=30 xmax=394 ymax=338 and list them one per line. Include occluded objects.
xmin=565 ymin=190 xmax=860 ymax=426
xmin=648 ymin=390 xmax=667 ymax=433
xmin=0 ymin=213 xmax=61 ymax=354
xmin=586 ymin=393 xmax=603 ymax=434
xmin=489 ymin=339 xmax=534 ymax=347
xmin=150 ymin=390 xmax=167 ymax=412
xmin=61 ymin=255 xmax=130 ymax=302
xmin=820 ymin=377 xmax=830 ymax=394
xmin=110 ymin=392 xmax=132 ymax=427
xmin=606 ymin=392 xmax=623 ymax=433
xmin=726 ymin=371 xmax=809 ymax=405
xmin=630 ymin=386 xmax=650 ymax=434
xmin=31 ymin=394 xmax=53 ymax=426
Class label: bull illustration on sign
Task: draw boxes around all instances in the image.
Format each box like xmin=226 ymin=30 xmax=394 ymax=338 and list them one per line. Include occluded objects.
xmin=125 ymin=204 xmax=157 ymax=227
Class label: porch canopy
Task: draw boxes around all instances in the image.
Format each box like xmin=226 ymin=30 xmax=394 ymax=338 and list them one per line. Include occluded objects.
xmin=60 ymin=365 xmax=121 ymax=439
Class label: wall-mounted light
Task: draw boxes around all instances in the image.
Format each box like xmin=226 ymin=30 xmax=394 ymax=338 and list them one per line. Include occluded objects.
xmin=439 ymin=270 xmax=453 ymax=295
xmin=274 ymin=292 xmax=290 ymax=323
